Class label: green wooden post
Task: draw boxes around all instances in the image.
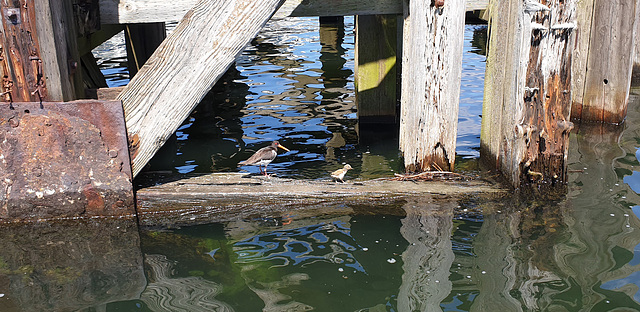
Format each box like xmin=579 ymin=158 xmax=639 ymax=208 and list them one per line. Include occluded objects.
xmin=355 ymin=15 xmax=398 ymax=124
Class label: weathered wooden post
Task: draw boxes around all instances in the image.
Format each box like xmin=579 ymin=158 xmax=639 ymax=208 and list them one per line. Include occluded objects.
xmin=355 ymin=14 xmax=398 ymax=125
xmin=118 ymin=0 xmax=286 ymax=177
xmin=399 ymin=0 xmax=466 ymax=172
xmin=634 ymin=0 xmax=640 ymax=86
xmin=0 ymin=0 xmax=83 ymax=102
xmin=481 ymin=0 xmax=576 ymax=188
xmin=571 ymin=0 xmax=638 ymax=124
xmin=124 ymin=23 xmax=167 ymax=78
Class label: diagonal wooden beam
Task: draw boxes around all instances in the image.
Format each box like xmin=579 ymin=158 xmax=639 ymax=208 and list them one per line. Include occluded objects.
xmin=117 ymin=0 xmax=285 ymax=177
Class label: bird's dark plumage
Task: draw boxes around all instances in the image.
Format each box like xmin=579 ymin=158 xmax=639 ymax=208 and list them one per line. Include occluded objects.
xmin=239 ymin=140 xmax=290 ymax=176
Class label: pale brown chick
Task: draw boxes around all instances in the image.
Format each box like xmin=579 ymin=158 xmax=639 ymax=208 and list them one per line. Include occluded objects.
xmin=331 ymin=164 xmax=352 ymax=183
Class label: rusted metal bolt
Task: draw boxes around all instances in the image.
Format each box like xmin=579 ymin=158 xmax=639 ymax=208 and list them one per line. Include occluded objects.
xmin=108 ymin=149 xmax=118 ymax=158
xmin=434 ymin=0 xmax=445 ymax=8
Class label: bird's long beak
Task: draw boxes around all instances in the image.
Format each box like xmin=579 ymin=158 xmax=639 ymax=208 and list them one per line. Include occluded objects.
xmin=277 ymin=144 xmax=290 ymax=152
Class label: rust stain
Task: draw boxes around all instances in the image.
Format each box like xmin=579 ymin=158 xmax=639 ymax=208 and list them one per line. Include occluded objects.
xmin=0 ymin=101 xmax=134 ymax=221
xmin=83 ymin=184 xmax=105 ymax=212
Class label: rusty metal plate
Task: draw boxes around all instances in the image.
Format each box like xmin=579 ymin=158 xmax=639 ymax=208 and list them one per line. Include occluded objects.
xmin=0 ymin=100 xmax=134 ymax=221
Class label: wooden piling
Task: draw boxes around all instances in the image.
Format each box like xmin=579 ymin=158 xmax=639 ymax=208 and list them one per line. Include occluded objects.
xmin=355 ymin=15 xmax=398 ymax=124
xmin=0 ymin=0 xmax=82 ymax=102
xmin=399 ymin=0 xmax=466 ymax=172
xmin=634 ymin=0 xmax=640 ymax=86
xmin=571 ymin=0 xmax=637 ymax=124
xmin=118 ymin=0 xmax=286 ymax=177
xmin=481 ymin=0 xmax=577 ymax=188
xmin=124 ymin=23 xmax=167 ymax=78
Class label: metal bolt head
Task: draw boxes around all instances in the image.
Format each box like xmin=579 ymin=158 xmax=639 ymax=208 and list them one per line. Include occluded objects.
xmin=108 ymin=149 xmax=118 ymax=158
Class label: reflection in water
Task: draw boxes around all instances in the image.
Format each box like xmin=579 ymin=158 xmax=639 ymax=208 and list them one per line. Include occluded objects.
xmin=0 ymin=218 xmax=145 ymax=312
xmin=398 ymin=199 xmax=455 ymax=311
xmin=141 ymin=254 xmax=232 ymax=311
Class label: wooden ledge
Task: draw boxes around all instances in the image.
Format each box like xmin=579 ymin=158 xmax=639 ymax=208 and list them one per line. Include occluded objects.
xmin=135 ymin=172 xmax=506 ymax=227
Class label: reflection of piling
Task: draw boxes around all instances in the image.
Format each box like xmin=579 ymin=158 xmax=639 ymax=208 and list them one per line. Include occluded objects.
xmin=398 ymin=199 xmax=455 ymax=311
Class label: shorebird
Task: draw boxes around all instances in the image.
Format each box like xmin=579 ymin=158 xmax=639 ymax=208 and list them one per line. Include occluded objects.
xmin=331 ymin=164 xmax=352 ymax=183
xmin=239 ymin=141 xmax=290 ymax=176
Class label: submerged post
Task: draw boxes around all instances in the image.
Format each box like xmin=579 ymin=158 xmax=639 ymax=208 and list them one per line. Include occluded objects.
xmin=481 ymin=0 xmax=577 ymax=188
xmin=571 ymin=0 xmax=637 ymax=124
xmin=399 ymin=0 xmax=465 ymax=172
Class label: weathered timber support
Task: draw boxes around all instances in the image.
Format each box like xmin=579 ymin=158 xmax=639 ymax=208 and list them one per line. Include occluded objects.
xmin=117 ymin=0 xmax=286 ymax=177
xmin=35 ymin=0 xmax=84 ymax=101
xmin=481 ymin=0 xmax=576 ymax=188
xmin=399 ymin=0 xmax=465 ymax=172
xmin=0 ymin=0 xmax=83 ymax=102
xmin=99 ymin=0 xmax=488 ymax=22
xmin=355 ymin=15 xmax=398 ymax=125
xmin=571 ymin=0 xmax=637 ymax=124
xmin=633 ymin=0 xmax=640 ymax=86
xmin=124 ymin=23 xmax=167 ymax=78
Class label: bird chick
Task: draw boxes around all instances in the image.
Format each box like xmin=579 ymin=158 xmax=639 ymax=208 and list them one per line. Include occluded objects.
xmin=331 ymin=164 xmax=353 ymax=183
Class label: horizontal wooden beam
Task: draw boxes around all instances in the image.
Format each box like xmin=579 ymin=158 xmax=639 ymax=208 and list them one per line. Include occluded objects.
xmin=99 ymin=0 xmax=488 ymax=24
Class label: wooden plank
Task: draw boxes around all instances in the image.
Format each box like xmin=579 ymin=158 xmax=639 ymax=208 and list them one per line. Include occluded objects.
xmin=118 ymin=0 xmax=286 ymax=177
xmin=99 ymin=0 xmax=489 ymax=24
xmin=34 ymin=0 xmax=84 ymax=101
xmin=135 ymin=173 xmax=504 ymax=226
xmin=355 ymin=15 xmax=398 ymax=124
xmin=399 ymin=0 xmax=466 ymax=172
xmin=481 ymin=0 xmax=577 ymax=188
xmin=571 ymin=0 xmax=637 ymax=124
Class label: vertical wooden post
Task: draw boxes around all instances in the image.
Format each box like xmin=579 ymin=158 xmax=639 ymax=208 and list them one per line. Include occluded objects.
xmin=481 ymin=0 xmax=577 ymax=188
xmin=125 ymin=23 xmax=167 ymax=78
xmin=0 ymin=0 xmax=83 ymax=102
xmin=571 ymin=0 xmax=637 ymax=124
xmin=399 ymin=0 xmax=465 ymax=172
xmin=34 ymin=0 xmax=83 ymax=101
xmin=631 ymin=0 xmax=640 ymax=86
xmin=355 ymin=14 xmax=398 ymax=124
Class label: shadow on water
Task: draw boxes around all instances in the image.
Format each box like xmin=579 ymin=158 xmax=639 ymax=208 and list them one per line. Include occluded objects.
xmin=4 ymin=18 xmax=640 ymax=312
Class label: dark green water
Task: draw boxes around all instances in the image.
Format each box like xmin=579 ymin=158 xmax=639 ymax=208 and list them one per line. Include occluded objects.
xmin=1 ymin=17 xmax=640 ymax=312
